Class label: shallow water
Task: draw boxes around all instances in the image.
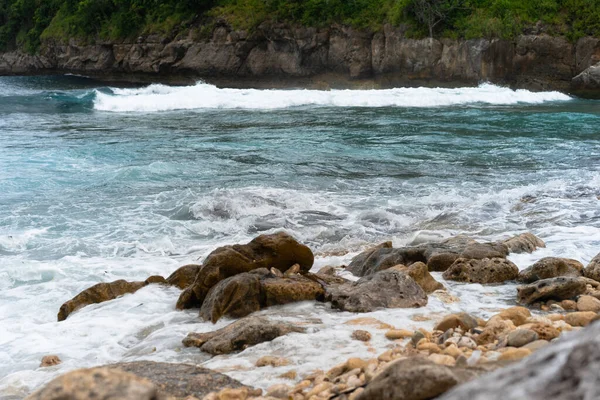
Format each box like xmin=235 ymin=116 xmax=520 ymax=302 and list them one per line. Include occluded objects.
xmin=1 ymin=75 xmax=599 ymax=397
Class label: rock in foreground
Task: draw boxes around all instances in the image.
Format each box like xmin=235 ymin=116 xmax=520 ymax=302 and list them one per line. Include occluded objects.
xmin=177 ymin=232 xmax=314 ymax=310
xmin=326 ymin=269 xmax=427 ymax=312
xmin=439 ymin=321 xmax=600 ymax=400
xmin=183 ymin=316 xmax=305 ymax=355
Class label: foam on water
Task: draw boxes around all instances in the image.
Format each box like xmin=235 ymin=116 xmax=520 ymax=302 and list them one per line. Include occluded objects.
xmin=94 ymin=82 xmax=572 ymax=112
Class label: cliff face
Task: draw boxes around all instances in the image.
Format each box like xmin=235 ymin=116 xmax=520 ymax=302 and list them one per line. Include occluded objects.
xmin=1 ymin=24 xmax=600 ymax=94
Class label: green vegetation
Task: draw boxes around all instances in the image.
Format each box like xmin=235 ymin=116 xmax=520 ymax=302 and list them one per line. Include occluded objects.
xmin=1 ymin=0 xmax=599 ymax=53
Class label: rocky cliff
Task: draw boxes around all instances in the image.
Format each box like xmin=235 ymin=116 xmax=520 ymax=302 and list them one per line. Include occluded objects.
xmin=1 ymin=24 xmax=600 ymax=94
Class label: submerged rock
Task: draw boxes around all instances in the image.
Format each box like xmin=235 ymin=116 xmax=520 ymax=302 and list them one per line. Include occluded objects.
xmin=199 ymin=268 xmax=324 ymax=323
xmin=326 ymin=269 xmax=427 ymax=313
xmin=183 ymin=316 xmax=305 ymax=355
xmin=584 ymin=252 xmax=600 ymax=282
xmin=501 ymin=232 xmax=545 ymax=254
xmin=392 ymin=262 xmax=444 ymax=293
xmin=356 ymin=357 xmax=485 ymax=400
xmin=176 ymin=232 xmax=314 ymax=310
xmin=439 ymin=321 xmax=600 ymax=400
xmin=518 ymin=257 xmax=583 ymax=283
xmin=57 ymin=276 xmax=166 ymax=321
xmin=517 ymin=277 xmax=587 ymax=305
xmin=40 ymin=355 xmax=61 ymax=367
xmin=443 ymin=258 xmax=519 ymax=284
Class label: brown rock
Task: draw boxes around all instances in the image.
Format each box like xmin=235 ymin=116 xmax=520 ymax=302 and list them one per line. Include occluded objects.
xmin=351 ymin=330 xmax=372 ymax=342
xmin=518 ymin=257 xmax=583 ymax=283
xmin=577 ymin=295 xmax=600 ymax=312
xmin=565 ymin=311 xmax=598 ymax=327
xmin=326 ymin=269 xmax=427 ymax=313
xmin=528 ymin=323 xmax=560 ymax=341
xmin=385 ymin=329 xmax=413 ymax=340
xmin=501 ymin=233 xmax=545 ymax=254
xmin=498 ymin=348 xmax=531 ymax=361
xmin=517 ymin=277 xmax=587 ymax=305
xmin=584 ymin=252 xmax=600 ymax=282
xmin=443 ymin=258 xmax=518 ymax=284
xmin=344 ymin=317 xmax=394 ymax=330
xmin=523 ymin=340 xmax=549 ymax=352
xmin=477 ymin=319 xmax=515 ymax=345
xmin=435 ymin=313 xmax=478 ymax=332
xmin=58 ymin=278 xmax=160 ymax=321
xmin=392 ymin=262 xmax=444 ymax=293
xmin=507 ymin=329 xmax=538 ymax=347
xmin=40 ymin=355 xmax=61 ymax=367
xmin=166 ymin=264 xmax=202 ymax=289
xmin=256 ymin=356 xmax=291 ymax=368
xmin=183 ymin=316 xmax=305 ymax=355
xmin=176 ymin=232 xmax=314 ymax=310
xmin=493 ymin=306 xmax=531 ymax=326
xmin=561 ymin=299 xmax=578 ymax=310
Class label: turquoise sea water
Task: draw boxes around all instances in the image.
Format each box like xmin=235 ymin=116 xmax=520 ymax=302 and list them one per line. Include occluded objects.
xmin=1 ymin=75 xmax=599 ymax=396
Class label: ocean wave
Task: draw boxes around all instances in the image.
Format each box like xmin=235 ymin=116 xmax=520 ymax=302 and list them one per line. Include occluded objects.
xmin=93 ymin=82 xmax=572 ymax=112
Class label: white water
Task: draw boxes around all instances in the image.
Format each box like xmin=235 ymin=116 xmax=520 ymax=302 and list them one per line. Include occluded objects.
xmin=93 ymin=83 xmax=572 ymax=112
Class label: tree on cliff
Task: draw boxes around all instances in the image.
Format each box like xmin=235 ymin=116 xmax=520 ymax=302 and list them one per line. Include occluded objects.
xmin=410 ymin=0 xmax=461 ymax=38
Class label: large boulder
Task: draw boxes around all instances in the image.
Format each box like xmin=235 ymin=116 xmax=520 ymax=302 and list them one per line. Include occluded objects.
xmin=439 ymin=321 xmax=600 ymax=400
xmin=57 ymin=276 xmax=166 ymax=321
xmin=177 ymin=232 xmax=314 ymax=310
xmin=166 ymin=264 xmax=202 ymax=289
xmin=517 ymin=277 xmax=587 ymax=305
xmin=346 ymin=237 xmax=509 ymax=276
xmin=183 ymin=316 xmax=305 ymax=355
xmin=392 ymin=262 xmax=444 ymax=293
xmin=501 ymin=233 xmax=545 ymax=254
xmin=26 ymin=361 xmax=248 ymax=400
xmin=356 ymin=357 xmax=486 ymax=400
xmin=326 ymin=269 xmax=428 ymax=313
xmin=442 ymin=258 xmax=519 ymax=284
xmin=584 ymin=252 xmax=600 ymax=282
xmin=518 ymin=257 xmax=583 ymax=283
xmin=199 ymin=268 xmax=324 ymax=323
xmin=572 ymin=62 xmax=600 ymax=96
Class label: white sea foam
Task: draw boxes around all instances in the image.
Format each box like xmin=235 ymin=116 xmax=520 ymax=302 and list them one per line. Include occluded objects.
xmin=93 ymin=83 xmax=572 ymax=112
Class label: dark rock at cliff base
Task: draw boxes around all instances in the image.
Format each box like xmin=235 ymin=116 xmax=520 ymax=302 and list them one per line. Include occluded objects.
xmin=443 ymin=258 xmax=519 ymax=284
xmin=501 ymin=233 xmax=545 ymax=254
xmin=26 ymin=361 xmax=248 ymax=400
xmin=183 ymin=316 xmax=305 ymax=355
xmin=439 ymin=321 xmax=600 ymax=400
xmin=326 ymin=269 xmax=427 ymax=313
xmin=572 ymin=63 xmax=600 ymax=95
xmin=346 ymin=237 xmax=508 ymax=277
xmin=584 ymin=252 xmax=600 ymax=282
xmin=356 ymin=357 xmax=487 ymax=400
xmin=199 ymin=268 xmax=324 ymax=323
xmin=107 ymin=361 xmax=248 ymax=398
xmin=518 ymin=257 xmax=583 ymax=283
xmin=517 ymin=277 xmax=587 ymax=305
xmin=166 ymin=264 xmax=202 ymax=289
xmin=176 ymin=232 xmax=314 ymax=310
xmin=57 ymin=276 xmax=166 ymax=321
xmin=391 ymin=262 xmax=444 ymax=293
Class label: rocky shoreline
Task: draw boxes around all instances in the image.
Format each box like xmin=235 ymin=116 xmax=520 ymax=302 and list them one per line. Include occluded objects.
xmin=25 ymin=231 xmax=600 ymax=399
xmin=1 ymin=25 xmax=600 ymax=96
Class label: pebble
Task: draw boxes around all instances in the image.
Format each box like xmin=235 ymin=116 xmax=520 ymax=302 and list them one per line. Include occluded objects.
xmin=278 ymin=370 xmax=297 ymax=380
xmin=457 ymin=336 xmax=477 ymax=349
xmin=442 ymin=344 xmax=463 ymax=359
xmin=498 ymin=347 xmax=532 ymax=361
xmin=267 ymin=384 xmax=291 ymax=398
xmin=565 ymin=311 xmax=598 ymax=327
xmin=346 ymin=358 xmax=368 ymax=371
xmin=40 ymin=355 xmax=62 ymax=367
xmin=385 ymin=329 xmax=413 ymax=340
xmin=256 ymin=356 xmax=291 ymax=368
xmin=523 ymin=340 xmax=549 ymax=352
xmin=428 ymin=353 xmax=455 ymax=366
xmin=507 ymin=329 xmax=539 ymax=348
xmin=351 ymin=330 xmax=372 ymax=342
xmin=305 ymin=382 xmax=333 ymax=398
xmin=411 ymin=331 xmax=426 ymax=347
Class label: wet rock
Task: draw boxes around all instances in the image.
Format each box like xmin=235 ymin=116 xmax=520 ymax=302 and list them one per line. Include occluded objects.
xmin=492 ymin=306 xmax=531 ymax=326
xmin=438 ymin=321 xmax=600 ymax=400
xmin=584 ymin=252 xmax=600 ymax=282
xmin=501 ymin=233 xmax=545 ymax=254
xmin=507 ymin=329 xmax=538 ymax=347
xmin=177 ymin=232 xmax=314 ymax=310
xmin=351 ymin=330 xmax=372 ymax=342
xmin=517 ymin=277 xmax=587 ymax=305
xmin=577 ymin=295 xmax=600 ymax=312
xmin=40 ymin=355 xmax=61 ymax=367
xmin=57 ymin=276 xmax=165 ymax=321
xmin=346 ymin=237 xmax=508 ymax=276
xmin=183 ymin=316 xmax=305 ymax=355
xmin=25 ymin=367 xmax=158 ymax=400
xmin=386 ymin=329 xmax=413 ymax=340
xmin=435 ymin=313 xmax=478 ymax=332
xmin=256 ymin=356 xmax=291 ymax=368
xmin=564 ymin=311 xmax=598 ymax=327
xmin=391 ymin=262 xmax=444 ymax=293
xmin=356 ymin=357 xmax=485 ymax=400
xmin=199 ymin=268 xmax=324 ymax=323
xmin=518 ymin=257 xmax=583 ymax=283
xmin=106 ymin=361 xmax=248 ymax=399
xmin=166 ymin=264 xmax=202 ymax=289
xmin=326 ymin=269 xmax=427 ymax=313
xmin=443 ymin=258 xmax=518 ymax=284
